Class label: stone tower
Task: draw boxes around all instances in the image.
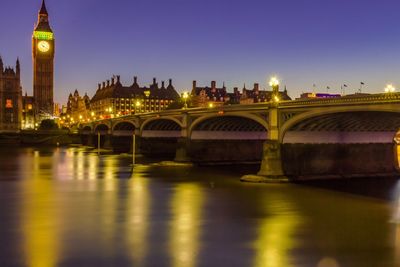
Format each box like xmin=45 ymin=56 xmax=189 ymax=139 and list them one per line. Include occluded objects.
xmin=0 ymin=57 xmax=22 ymax=132
xmin=32 ymin=0 xmax=55 ymax=119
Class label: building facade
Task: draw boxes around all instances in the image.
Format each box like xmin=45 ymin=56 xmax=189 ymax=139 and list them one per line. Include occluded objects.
xmin=22 ymin=93 xmax=35 ymax=129
xmin=90 ymin=76 xmax=179 ymax=119
xmin=191 ymin=81 xmax=292 ymax=107
xmin=191 ymin=81 xmax=229 ymax=108
xmin=0 ymin=58 xmax=22 ymax=132
xmin=32 ymin=0 xmax=55 ymax=119
xmin=239 ymin=83 xmax=291 ymax=104
xmin=65 ymin=90 xmax=90 ymax=123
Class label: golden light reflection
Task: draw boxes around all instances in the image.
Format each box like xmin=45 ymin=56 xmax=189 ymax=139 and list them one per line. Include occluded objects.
xmin=104 ymin=156 xmax=118 ymax=191
xmin=127 ymin=168 xmax=150 ymax=266
xmin=170 ymin=184 xmax=204 ymax=267
xmin=22 ymin=151 xmax=59 ymax=267
xmin=253 ymin=202 xmax=301 ymax=267
xmin=88 ymin=153 xmax=98 ymax=181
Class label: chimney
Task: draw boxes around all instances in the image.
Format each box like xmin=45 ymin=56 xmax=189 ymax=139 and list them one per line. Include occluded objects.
xmin=134 ymin=76 xmax=138 ymax=84
xmin=254 ymin=83 xmax=259 ymax=94
xmin=111 ymin=77 xmax=115 ymax=85
xmin=192 ymin=80 xmax=197 ymax=91
xmin=234 ymin=87 xmax=238 ymax=94
xmin=169 ymin=79 xmax=172 ymax=86
xmin=161 ymin=81 xmax=165 ymax=88
xmin=153 ymin=78 xmax=157 ymax=85
xmin=211 ymin=81 xmax=216 ymax=93
xmin=107 ymin=80 xmax=110 ymax=87
xmin=98 ymin=83 xmax=101 ymax=90
xmin=102 ymin=82 xmax=106 ymax=89
xmin=117 ymin=75 xmax=120 ymax=83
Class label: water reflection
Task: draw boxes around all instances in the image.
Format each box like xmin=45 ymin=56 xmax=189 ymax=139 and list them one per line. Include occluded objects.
xmin=253 ymin=192 xmax=301 ymax=267
xmin=127 ymin=166 xmax=150 ymax=266
xmin=0 ymin=147 xmax=396 ymax=267
xmin=169 ymin=184 xmax=204 ymax=267
xmin=21 ymin=150 xmax=59 ymax=267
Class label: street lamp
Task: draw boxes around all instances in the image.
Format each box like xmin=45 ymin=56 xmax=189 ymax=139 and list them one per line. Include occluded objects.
xmin=385 ymin=84 xmax=395 ymax=93
xmin=135 ymin=100 xmax=142 ymax=114
xmin=182 ymin=91 xmax=189 ymax=109
xmin=269 ymin=77 xmax=280 ymax=103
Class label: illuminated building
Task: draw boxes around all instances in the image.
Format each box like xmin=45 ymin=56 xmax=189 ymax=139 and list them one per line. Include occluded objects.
xmin=65 ymin=89 xmax=90 ymax=122
xmin=298 ymin=92 xmax=341 ymax=99
xmin=191 ymin=80 xmax=229 ymax=107
xmin=22 ymin=93 xmax=35 ymax=129
xmin=32 ymin=0 xmax=55 ymax=119
xmin=190 ymin=81 xmax=291 ymax=107
xmin=240 ymin=83 xmax=291 ymax=104
xmin=90 ymin=76 xmax=179 ymax=118
xmin=0 ymin=57 xmax=22 ymax=132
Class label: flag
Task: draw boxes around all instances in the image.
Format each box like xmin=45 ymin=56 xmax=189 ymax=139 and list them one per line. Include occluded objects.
xmin=343 ymin=84 xmax=348 ymax=87
xmin=360 ymin=82 xmax=365 ymax=85
xmin=327 ymin=86 xmax=330 ymax=89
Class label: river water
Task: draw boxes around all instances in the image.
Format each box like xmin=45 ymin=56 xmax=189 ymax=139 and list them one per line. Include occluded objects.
xmin=0 ymin=146 xmax=399 ymax=267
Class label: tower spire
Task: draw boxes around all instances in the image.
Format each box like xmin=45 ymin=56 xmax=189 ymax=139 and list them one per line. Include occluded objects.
xmin=16 ymin=58 xmax=20 ymax=77
xmin=0 ymin=55 xmax=3 ymax=72
xmin=39 ymin=0 xmax=48 ymax=15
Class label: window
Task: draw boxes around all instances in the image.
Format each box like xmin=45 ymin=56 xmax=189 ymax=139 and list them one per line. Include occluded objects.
xmin=6 ymin=99 xmax=13 ymax=108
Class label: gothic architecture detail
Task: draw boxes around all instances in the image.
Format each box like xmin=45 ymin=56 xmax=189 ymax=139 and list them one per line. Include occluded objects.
xmin=0 ymin=57 xmax=22 ymax=132
xmin=32 ymin=0 xmax=55 ymax=119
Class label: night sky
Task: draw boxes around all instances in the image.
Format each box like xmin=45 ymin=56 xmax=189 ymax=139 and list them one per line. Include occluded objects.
xmin=1 ymin=0 xmax=400 ymax=104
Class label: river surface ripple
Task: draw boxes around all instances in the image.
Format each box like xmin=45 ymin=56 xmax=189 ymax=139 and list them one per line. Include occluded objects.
xmin=0 ymin=147 xmax=399 ymax=267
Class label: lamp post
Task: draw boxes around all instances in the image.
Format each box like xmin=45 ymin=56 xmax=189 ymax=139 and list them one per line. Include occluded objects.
xmin=135 ymin=100 xmax=142 ymax=114
xmin=385 ymin=84 xmax=395 ymax=94
xmin=269 ymin=77 xmax=280 ymax=103
xmin=182 ymin=91 xmax=189 ymax=109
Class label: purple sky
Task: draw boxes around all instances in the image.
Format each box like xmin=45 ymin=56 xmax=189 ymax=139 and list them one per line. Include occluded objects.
xmin=1 ymin=0 xmax=400 ymax=104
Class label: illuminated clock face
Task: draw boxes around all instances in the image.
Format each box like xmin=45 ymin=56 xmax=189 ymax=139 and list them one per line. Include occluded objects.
xmin=38 ymin=41 xmax=50 ymax=52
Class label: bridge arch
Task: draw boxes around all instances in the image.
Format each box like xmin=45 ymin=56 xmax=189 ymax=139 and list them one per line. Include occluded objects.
xmin=94 ymin=123 xmax=110 ymax=134
xmin=279 ymin=107 xmax=400 ymax=177
xmin=81 ymin=125 xmax=92 ymax=134
xmin=189 ymin=114 xmax=268 ymax=140
xmin=280 ymin=106 xmax=400 ymax=143
xmin=140 ymin=117 xmax=183 ymax=137
xmin=112 ymin=121 xmax=137 ymax=132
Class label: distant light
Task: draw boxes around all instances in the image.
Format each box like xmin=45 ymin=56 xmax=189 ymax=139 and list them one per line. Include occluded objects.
xmin=208 ymin=103 xmax=214 ymax=108
xmin=269 ymin=77 xmax=280 ymax=87
xmin=274 ymin=95 xmax=280 ymax=102
xmin=385 ymin=84 xmax=395 ymax=93
xmin=182 ymin=91 xmax=189 ymax=99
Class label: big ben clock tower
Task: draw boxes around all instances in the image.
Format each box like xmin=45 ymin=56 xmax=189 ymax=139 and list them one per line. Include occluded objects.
xmin=32 ymin=0 xmax=55 ymax=118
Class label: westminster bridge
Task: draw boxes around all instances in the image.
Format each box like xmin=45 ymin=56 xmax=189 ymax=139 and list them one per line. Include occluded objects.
xmin=80 ymin=93 xmax=400 ymax=180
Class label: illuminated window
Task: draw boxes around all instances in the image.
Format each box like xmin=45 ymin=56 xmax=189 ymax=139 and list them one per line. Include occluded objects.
xmin=6 ymin=99 xmax=13 ymax=108
xmin=28 ymin=104 xmax=33 ymax=110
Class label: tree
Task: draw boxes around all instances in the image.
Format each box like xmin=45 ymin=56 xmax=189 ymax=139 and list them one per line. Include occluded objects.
xmin=39 ymin=119 xmax=58 ymax=130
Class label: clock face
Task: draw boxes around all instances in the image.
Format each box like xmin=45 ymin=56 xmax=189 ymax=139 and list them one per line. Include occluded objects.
xmin=38 ymin=41 xmax=50 ymax=53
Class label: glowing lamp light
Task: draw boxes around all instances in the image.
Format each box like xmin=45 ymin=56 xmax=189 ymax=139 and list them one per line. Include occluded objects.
xmin=269 ymin=77 xmax=280 ymax=87
xmin=385 ymin=84 xmax=395 ymax=93
xmin=182 ymin=92 xmax=189 ymax=99
xmin=274 ymin=95 xmax=280 ymax=102
xmin=135 ymin=101 xmax=141 ymax=107
xmin=208 ymin=103 xmax=214 ymax=108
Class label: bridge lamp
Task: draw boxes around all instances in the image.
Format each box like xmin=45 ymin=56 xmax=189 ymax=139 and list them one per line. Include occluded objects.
xmin=182 ymin=91 xmax=189 ymax=109
xmin=385 ymin=84 xmax=395 ymax=93
xmin=269 ymin=77 xmax=280 ymax=88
